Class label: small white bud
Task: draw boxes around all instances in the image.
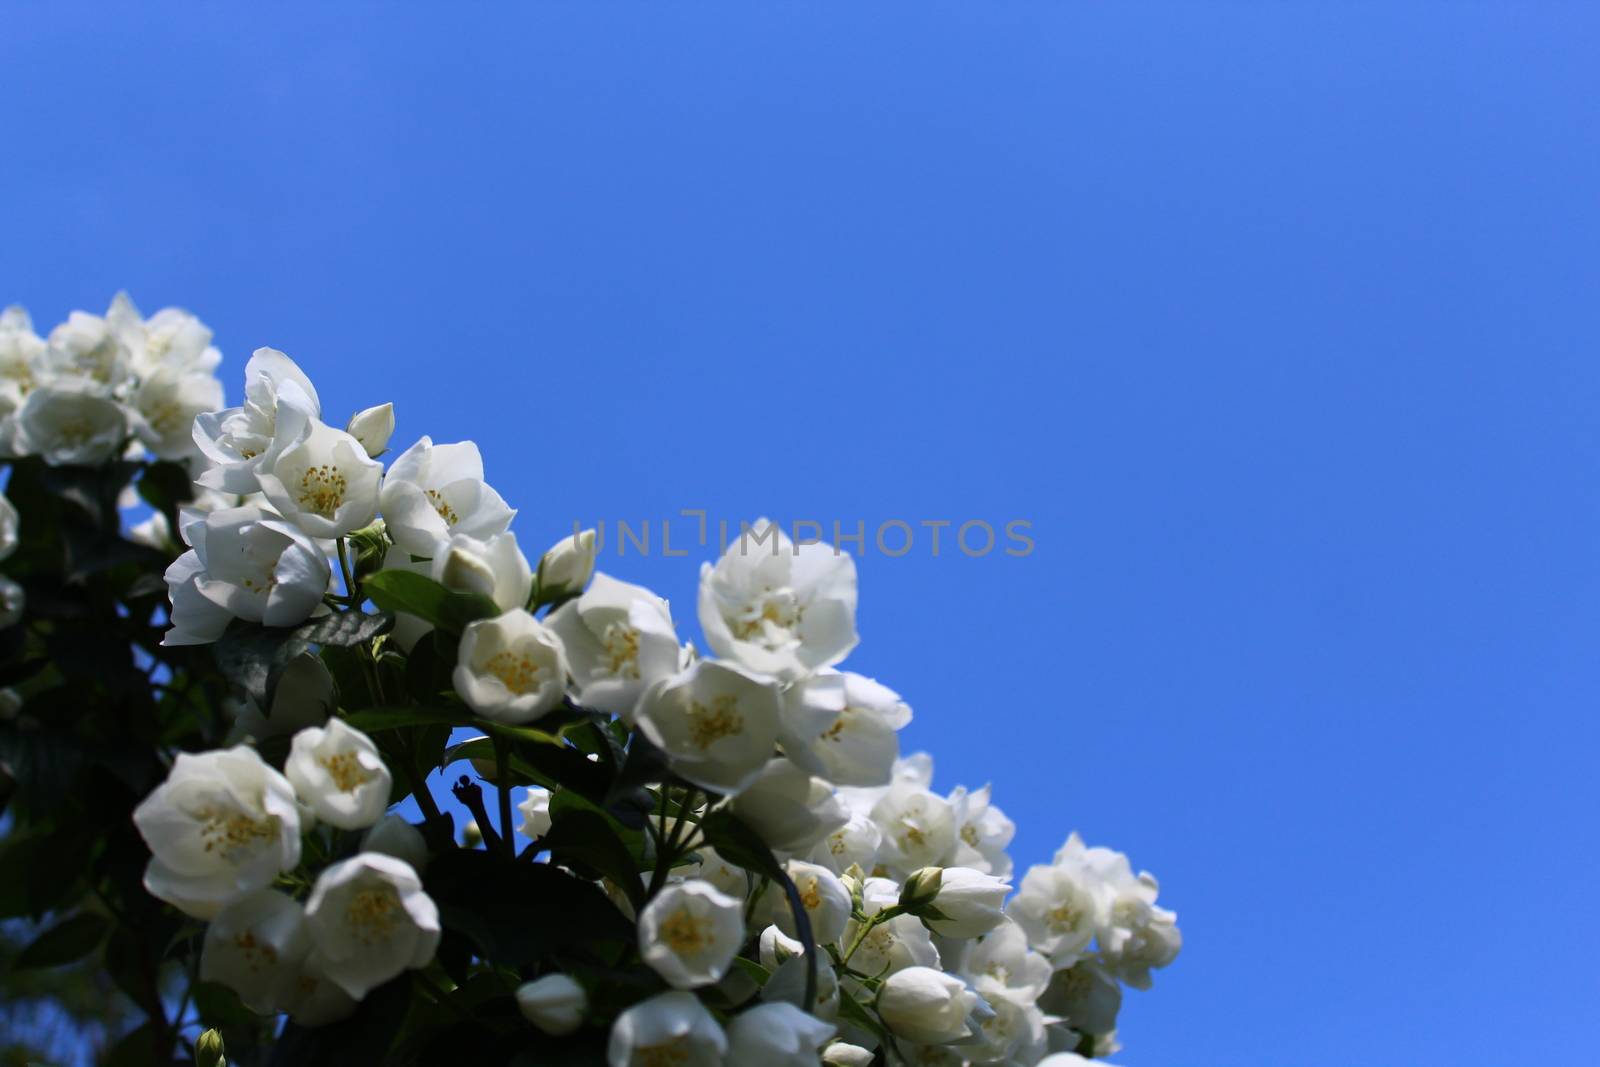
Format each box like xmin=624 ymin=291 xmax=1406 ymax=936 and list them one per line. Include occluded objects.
xmin=516 ymin=973 xmax=587 ymax=1036
xmin=345 ymin=402 xmax=395 ymax=458
xmin=536 ymin=528 xmax=597 ymax=602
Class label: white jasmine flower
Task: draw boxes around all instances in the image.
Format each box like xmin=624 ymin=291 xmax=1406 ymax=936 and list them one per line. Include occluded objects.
xmin=345 ymin=402 xmax=394 ymax=457
xmin=431 ymin=530 xmax=532 ymax=609
xmin=769 ymin=859 xmax=852 ymax=945
xmin=16 ymin=383 xmax=127 ymax=466
xmin=607 ymin=991 xmax=726 ymax=1067
xmin=285 ymin=719 xmax=392 ymax=830
xmin=1039 ymin=959 xmax=1122 ymax=1036
xmin=1009 ymin=836 xmax=1109 ymax=969
xmin=729 ymin=757 xmax=849 ymax=853
xmin=845 ymin=877 xmax=941 ymax=976
xmin=378 ymin=436 xmax=514 ymax=556
xmin=162 ymin=506 xmax=331 ymax=646
xmin=0 ymin=577 xmax=21 ymax=628
xmin=681 ymin=844 xmax=752 ymax=902
xmin=194 ymin=347 xmax=321 ymax=494
xmin=200 ymin=889 xmax=311 ymax=1013
xmin=698 ymin=517 xmax=858 ymax=681
xmin=545 ymin=573 xmax=679 ymax=721
xmin=453 ymin=610 xmax=569 ymax=723
xmin=283 ymin=956 xmax=359 ymax=1027
xmin=637 ymin=878 xmax=745 ymax=989
xmin=256 ymin=415 xmax=383 ymax=538
xmin=132 ymin=746 xmax=302 ymax=918
xmin=43 ymin=307 xmax=131 ymax=391
xmin=361 ymin=814 xmax=430 ymax=872
xmin=106 ymin=292 xmax=220 ymax=377
xmin=948 ymin=785 xmax=1016 ymax=879
xmin=634 ymin=660 xmax=782 ymax=795
xmin=806 ymin=810 xmax=882 ymax=875
xmin=518 ymin=786 xmax=554 ymax=839
xmin=516 ymin=972 xmax=588 ymax=1035
xmin=964 ymin=919 xmax=1053 ymax=1008
xmin=1085 ymin=847 xmax=1181 ymax=989
xmin=876 ymin=966 xmax=992 ymax=1046
xmin=127 ymin=364 xmax=225 ymax=460
xmin=725 ymin=1001 xmax=836 ymax=1066
xmin=1037 ymin=1055 xmax=1118 ymax=1067
xmin=763 ymin=951 xmax=841 ymax=1022
xmin=781 ymin=671 xmax=912 ymax=787
xmin=966 ymin=995 xmax=1047 ymax=1066
xmin=302 ymin=853 xmax=441 ymax=999
xmin=537 ymin=527 xmax=598 ymax=602
xmin=0 ymin=306 xmax=44 ymax=391
xmin=871 ymin=782 xmax=957 ymax=876
xmin=920 ymin=866 xmax=1010 ymax=940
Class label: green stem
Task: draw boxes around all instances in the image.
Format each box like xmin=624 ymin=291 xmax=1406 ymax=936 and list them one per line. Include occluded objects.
xmin=335 ymin=536 xmax=358 ymax=604
xmin=493 ymin=735 xmax=515 ymax=860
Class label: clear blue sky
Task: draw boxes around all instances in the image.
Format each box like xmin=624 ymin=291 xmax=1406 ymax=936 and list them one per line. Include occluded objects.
xmin=5 ymin=4 xmax=1598 ymax=1064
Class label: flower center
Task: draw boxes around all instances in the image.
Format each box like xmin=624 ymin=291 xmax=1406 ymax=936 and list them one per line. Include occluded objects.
xmin=320 ymin=751 xmax=373 ymax=792
xmin=233 ymin=930 xmax=279 ymax=973
xmin=960 ymin=824 xmax=981 ymax=847
xmin=197 ymin=808 xmax=278 ymax=863
xmin=730 ymin=587 xmax=803 ymax=649
xmin=425 ymin=488 xmax=459 ymax=526
xmin=659 ymin=908 xmax=713 ymax=953
xmin=637 ymin=1040 xmax=691 ymax=1067
xmin=800 ymin=875 xmax=823 ymax=910
xmin=484 ymin=650 xmax=542 ymax=695
xmin=1048 ymin=902 xmax=1084 ymax=935
xmin=345 ymin=887 xmax=402 ymax=945
xmin=686 ymin=694 xmax=742 ymax=749
xmin=297 ymin=464 xmax=348 ymax=517
xmin=600 ymin=622 xmax=641 ymax=679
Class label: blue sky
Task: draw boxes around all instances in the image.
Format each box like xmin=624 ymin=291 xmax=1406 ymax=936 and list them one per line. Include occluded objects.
xmin=5 ymin=4 xmax=1599 ymax=1064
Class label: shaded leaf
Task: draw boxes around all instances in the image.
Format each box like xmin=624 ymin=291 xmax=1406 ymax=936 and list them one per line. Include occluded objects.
xmin=361 ymin=571 xmax=498 ymax=635
xmin=16 ymin=911 xmax=110 ymax=969
xmin=297 ymin=609 xmax=394 ymax=648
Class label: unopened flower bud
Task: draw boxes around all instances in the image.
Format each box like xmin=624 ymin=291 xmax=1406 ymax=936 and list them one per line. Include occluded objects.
xmin=822 ymin=1042 xmax=876 ymax=1067
xmin=461 ymin=820 xmax=482 ymax=848
xmin=438 ymin=541 xmax=498 ymax=599
xmin=345 ymin=402 xmax=395 ymax=458
xmin=899 ymin=866 xmax=944 ymax=913
xmin=516 ymin=972 xmax=587 ymax=1035
xmin=536 ymin=528 xmax=597 ymax=603
xmin=195 ymin=1028 xmax=226 ymax=1067
xmin=347 ymin=520 xmax=389 ymax=579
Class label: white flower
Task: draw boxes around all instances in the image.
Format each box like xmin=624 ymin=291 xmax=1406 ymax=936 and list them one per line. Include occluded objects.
xmin=345 ymin=402 xmax=394 ymax=457
xmin=725 ymin=1001 xmax=836 ymax=1066
xmin=431 ymin=531 xmax=532 ymax=609
xmin=361 ymin=814 xmax=430 ymax=872
xmin=637 ymin=878 xmax=745 ymax=989
xmin=966 ymin=995 xmax=1046 ymax=1065
xmin=537 ymin=527 xmax=598 ymax=602
xmin=194 ymin=347 xmax=321 ymax=494
xmin=0 ymin=306 xmax=44 ymax=391
xmin=378 ymin=436 xmax=514 ymax=556
xmin=770 ymin=859 xmax=852 ymax=945
xmin=844 ymin=877 xmax=940 ymax=976
xmin=608 ymin=991 xmax=726 ymax=1067
xmin=0 ymin=495 xmax=15 ymax=561
xmin=303 ymin=853 xmax=441 ymax=999
xmin=729 ymin=757 xmax=849 ymax=853
xmin=698 ymin=517 xmax=858 ymax=681
xmin=518 ymin=786 xmax=554 ymax=839
xmin=162 ymin=506 xmax=331 ymax=646
xmin=0 ymin=576 xmax=23 ymax=628
xmin=822 ymin=1043 xmax=876 ymax=1067
xmin=805 ymin=810 xmax=882 ymax=875
xmin=964 ymin=919 xmax=1053 ymax=1008
xmin=16 ymin=383 xmax=127 ymax=466
xmin=545 ymin=573 xmax=679 ymax=721
xmin=285 ymin=719 xmax=392 ymax=830
xmin=948 ymin=785 xmax=1015 ymax=879
xmin=132 ymin=746 xmax=302 ymax=918
xmin=634 ymin=660 xmax=782 ymax=795
xmin=225 ymin=650 xmax=334 ymax=743
xmin=283 ymin=956 xmax=359 ymax=1027
xmin=1038 ymin=1055 xmax=1118 ymax=1067
xmin=43 ymin=307 xmax=131 ymax=391
xmin=921 ymin=866 xmax=1010 ymax=939
xmin=516 ymin=972 xmax=588 ymax=1035
xmin=871 ymin=782 xmax=957 ymax=876
xmin=1083 ymin=845 xmax=1181 ymax=990
xmin=128 ymin=364 xmax=224 ymax=460
xmin=453 ymin=610 xmax=569 ymax=723
xmin=256 ymin=414 xmax=383 ymax=538
xmin=1009 ymin=837 xmax=1109 ymax=969
xmin=781 ymin=671 xmax=911 ymax=787
xmin=1039 ymin=959 xmax=1122 ymax=1036
xmin=200 ymin=889 xmax=311 ymax=1013
xmin=876 ymin=965 xmax=991 ymax=1046
xmin=681 ymin=844 xmax=752 ymax=902
xmin=106 ymin=292 xmax=220 ymax=378
xmin=763 ymin=951 xmax=841 ymax=1022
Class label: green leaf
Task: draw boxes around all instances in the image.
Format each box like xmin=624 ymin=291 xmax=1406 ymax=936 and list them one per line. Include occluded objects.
xmin=543 ymin=808 xmax=649 ymax=909
xmin=213 ymin=621 xmax=312 ymax=706
xmin=361 ymin=571 xmax=499 ymax=635
xmin=297 ymin=609 xmax=394 ymax=648
xmin=269 ymin=975 xmax=413 ymax=1066
xmin=343 ymin=706 xmax=465 ymax=733
xmin=15 ymin=910 xmax=110 ymax=969
xmin=136 ymin=459 xmax=196 ymax=537
xmin=425 ymin=849 xmax=632 ymax=966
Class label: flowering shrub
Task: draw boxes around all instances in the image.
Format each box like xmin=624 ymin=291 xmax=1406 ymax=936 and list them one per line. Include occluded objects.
xmin=0 ymin=296 xmax=1180 ymax=1066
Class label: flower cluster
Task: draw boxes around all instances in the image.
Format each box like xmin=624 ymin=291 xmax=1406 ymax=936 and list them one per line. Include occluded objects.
xmin=84 ymin=315 xmax=1181 ymax=1064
